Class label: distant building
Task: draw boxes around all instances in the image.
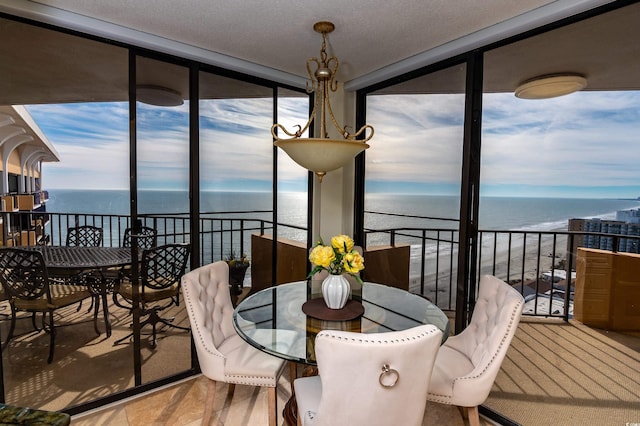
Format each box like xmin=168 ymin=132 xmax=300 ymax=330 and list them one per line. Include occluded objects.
xmin=616 ymin=208 xmax=640 ymax=224
xmin=569 ymin=213 xmax=640 ymax=254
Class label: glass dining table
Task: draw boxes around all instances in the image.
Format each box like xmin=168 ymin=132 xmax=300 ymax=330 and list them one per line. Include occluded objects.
xmin=233 ymin=280 xmax=450 ymax=366
xmin=233 ymin=280 xmax=451 ymax=425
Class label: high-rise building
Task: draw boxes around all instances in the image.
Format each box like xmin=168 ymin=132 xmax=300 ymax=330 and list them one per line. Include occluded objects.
xmin=569 ymin=212 xmax=640 ymax=254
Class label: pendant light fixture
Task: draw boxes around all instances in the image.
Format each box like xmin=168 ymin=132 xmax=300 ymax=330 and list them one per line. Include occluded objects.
xmin=272 ymin=22 xmax=373 ymax=181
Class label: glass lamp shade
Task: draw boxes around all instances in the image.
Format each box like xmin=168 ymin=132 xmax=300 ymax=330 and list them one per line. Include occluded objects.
xmin=275 ymin=138 xmax=369 ymax=178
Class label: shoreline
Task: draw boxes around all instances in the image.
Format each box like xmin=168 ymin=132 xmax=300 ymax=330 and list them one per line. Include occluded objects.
xmin=408 ymin=227 xmax=567 ymax=301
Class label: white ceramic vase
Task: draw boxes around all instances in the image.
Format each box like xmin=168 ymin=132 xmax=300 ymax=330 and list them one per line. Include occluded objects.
xmin=321 ymin=274 xmax=350 ymax=309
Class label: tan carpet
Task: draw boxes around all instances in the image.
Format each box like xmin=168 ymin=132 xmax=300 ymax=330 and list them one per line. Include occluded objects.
xmin=4 ymin=299 xmax=638 ymax=425
xmin=486 ymin=318 xmax=640 ymax=426
xmin=1 ymin=298 xmax=192 ymax=411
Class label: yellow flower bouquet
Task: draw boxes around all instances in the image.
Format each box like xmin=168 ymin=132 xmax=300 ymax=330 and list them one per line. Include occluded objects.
xmin=308 ymin=234 xmax=365 ymax=284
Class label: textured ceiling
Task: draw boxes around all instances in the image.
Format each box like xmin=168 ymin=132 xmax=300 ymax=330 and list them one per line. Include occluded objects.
xmin=0 ymin=0 xmax=636 ymax=166
xmin=22 ymin=0 xmax=574 ymax=84
xmin=0 ymin=0 xmax=636 ymax=106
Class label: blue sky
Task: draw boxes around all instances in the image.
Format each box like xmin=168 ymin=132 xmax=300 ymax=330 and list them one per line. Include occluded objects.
xmin=366 ymin=91 xmax=640 ymax=198
xmin=28 ymin=90 xmax=640 ymax=199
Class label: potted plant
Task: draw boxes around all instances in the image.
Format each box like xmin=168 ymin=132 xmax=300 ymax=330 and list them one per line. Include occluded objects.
xmin=225 ymin=251 xmax=250 ymax=296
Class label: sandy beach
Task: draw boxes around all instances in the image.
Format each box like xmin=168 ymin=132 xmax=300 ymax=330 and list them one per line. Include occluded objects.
xmin=408 ymin=228 xmax=569 ymax=307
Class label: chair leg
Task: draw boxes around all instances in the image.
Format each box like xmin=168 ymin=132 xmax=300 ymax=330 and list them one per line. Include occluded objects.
xmin=3 ymin=306 xmax=17 ymax=350
xmin=268 ymin=386 xmax=277 ymax=426
xmin=150 ymin=318 xmax=158 ymax=348
xmin=202 ymin=379 xmax=216 ymax=426
xmin=112 ymin=291 xmax=132 ymax=310
xmin=93 ymin=296 xmax=101 ymax=335
xmin=289 ymin=362 xmax=297 ymax=392
xmin=113 ymin=331 xmax=133 ymax=346
xmin=101 ymin=293 xmax=112 ymax=337
xmin=85 ymin=297 xmax=95 ymax=314
xmin=226 ymin=383 xmax=235 ymax=398
xmin=143 ymin=307 xmax=190 ymax=348
xmin=31 ymin=312 xmax=39 ymax=331
xmin=47 ymin=311 xmax=55 ymax=364
xmin=462 ymin=406 xmax=480 ymax=426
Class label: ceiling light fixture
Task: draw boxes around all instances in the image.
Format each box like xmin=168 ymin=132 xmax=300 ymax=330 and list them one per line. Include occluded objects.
xmin=272 ymin=21 xmax=373 ymax=181
xmin=515 ymin=73 xmax=587 ymax=99
xmin=136 ymin=85 xmax=184 ymax=107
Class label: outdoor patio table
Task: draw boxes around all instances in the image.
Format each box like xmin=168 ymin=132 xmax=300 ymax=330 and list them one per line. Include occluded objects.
xmin=233 ymin=280 xmax=450 ymax=425
xmin=28 ymin=245 xmax=132 ymax=337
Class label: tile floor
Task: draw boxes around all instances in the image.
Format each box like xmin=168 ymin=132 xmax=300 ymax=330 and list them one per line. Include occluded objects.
xmin=71 ymin=371 xmax=483 ymax=425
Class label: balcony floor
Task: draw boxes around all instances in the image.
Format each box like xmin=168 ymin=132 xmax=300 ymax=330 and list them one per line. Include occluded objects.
xmin=69 ymin=317 xmax=639 ymax=425
xmin=487 ymin=317 xmax=640 ymax=425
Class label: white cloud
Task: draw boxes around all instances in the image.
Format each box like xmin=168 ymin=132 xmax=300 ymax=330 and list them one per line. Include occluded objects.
xmin=481 ymin=92 xmax=640 ymax=190
xmin=29 ymin=90 xmax=640 ymax=197
xmin=364 ymin=91 xmax=640 ymax=197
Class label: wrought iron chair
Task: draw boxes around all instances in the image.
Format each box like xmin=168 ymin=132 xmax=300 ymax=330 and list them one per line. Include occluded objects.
xmin=0 ymin=248 xmax=98 ymax=364
xmin=122 ymin=226 xmax=157 ymax=250
xmin=65 ymin=225 xmax=103 ymax=247
xmin=109 ymin=226 xmax=158 ymax=308
xmin=64 ymin=225 xmax=103 ymax=313
xmin=113 ymin=243 xmax=190 ymax=347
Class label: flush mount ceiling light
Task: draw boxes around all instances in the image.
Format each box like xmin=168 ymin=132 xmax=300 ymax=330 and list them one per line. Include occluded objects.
xmin=272 ymin=21 xmax=373 ymax=181
xmin=136 ymin=85 xmax=184 ymax=107
xmin=515 ymin=74 xmax=587 ymax=99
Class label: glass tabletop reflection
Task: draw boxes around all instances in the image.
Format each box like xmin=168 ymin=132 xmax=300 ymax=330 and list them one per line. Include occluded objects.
xmin=233 ymin=281 xmax=450 ymax=366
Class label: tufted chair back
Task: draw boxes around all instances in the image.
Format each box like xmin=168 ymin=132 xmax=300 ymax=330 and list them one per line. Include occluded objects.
xmin=182 ymin=261 xmax=290 ymax=426
xmin=294 ymin=324 xmax=442 ymax=426
xmin=427 ymin=275 xmax=524 ymax=426
xmin=450 ymin=275 xmax=523 ymax=372
xmin=181 ymin=261 xmax=236 ymax=381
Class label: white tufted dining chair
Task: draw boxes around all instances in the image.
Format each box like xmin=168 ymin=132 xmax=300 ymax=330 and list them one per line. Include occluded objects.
xmin=294 ymin=324 xmax=443 ymax=426
xmin=427 ymin=275 xmax=524 ymax=426
xmin=181 ymin=261 xmax=289 ymax=426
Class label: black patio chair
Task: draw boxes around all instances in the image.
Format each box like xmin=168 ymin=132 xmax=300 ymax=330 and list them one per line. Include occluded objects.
xmin=65 ymin=225 xmax=103 ymax=247
xmin=113 ymin=243 xmax=191 ymax=347
xmin=110 ymin=226 xmax=158 ymax=309
xmin=64 ymin=225 xmax=103 ymax=313
xmin=122 ymin=226 xmax=157 ymax=250
xmin=0 ymin=248 xmax=98 ymax=363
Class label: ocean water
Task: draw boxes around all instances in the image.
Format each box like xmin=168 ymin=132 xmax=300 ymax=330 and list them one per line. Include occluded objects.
xmin=46 ymin=189 xmax=640 ymax=234
xmin=362 ymin=194 xmax=640 ymax=274
xmin=45 ymin=189 xmax=640 ymax=284
xmin=363 ymin=193 xmax=640 ymax=232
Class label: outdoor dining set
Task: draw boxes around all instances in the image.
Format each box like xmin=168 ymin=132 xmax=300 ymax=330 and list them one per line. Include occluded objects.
xmin=0 ymin=226 xmax=525 ymax=426
xmin=0 ymin=224 xmax=191 ymax=363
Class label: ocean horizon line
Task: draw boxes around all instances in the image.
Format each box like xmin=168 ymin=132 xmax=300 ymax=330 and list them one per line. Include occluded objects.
xmin=46 ymin=187 xmax=640 ymax=201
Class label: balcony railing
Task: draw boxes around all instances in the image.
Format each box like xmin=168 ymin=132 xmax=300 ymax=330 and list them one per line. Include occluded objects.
xmin=364 ymin=210 xmax=640 ymax=320
xmin=0 ymin=209 xmax=306 ymax=265
xmin=4 ymin=208 xmax=638 ymax=321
